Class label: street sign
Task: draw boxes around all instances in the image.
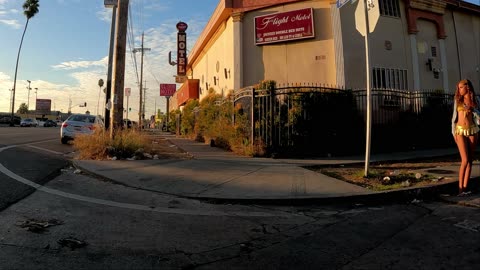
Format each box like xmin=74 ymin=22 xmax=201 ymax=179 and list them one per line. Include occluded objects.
xmin=160 ymin=84 xmax=176 ymax=96
xmin=175 ymin=75 xmax=187 ymax=84
xmin=336 ymin=0 xmax=351 ymax=8
xmin=355 ymin=0 xmax=380 ymax=36
xmin=104 ymin=0 xmax=117 ymax=8
xmin=125 ymin=87 xmax=131 ymax=97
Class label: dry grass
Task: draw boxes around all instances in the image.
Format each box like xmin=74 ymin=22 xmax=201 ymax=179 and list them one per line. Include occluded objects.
xmin=73 ymin=128 xmax=110 ymax=160
xmin=73 ymin=128 xmax=149 ymax=160
xmin=73 ymin=129 xmax=192 ymax=160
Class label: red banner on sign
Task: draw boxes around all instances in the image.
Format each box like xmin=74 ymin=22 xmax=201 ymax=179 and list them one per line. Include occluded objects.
xmin=254 ymin=8 xmax=314 ymax=45
xmin=160 ymin=84 xmax=176 ymax=96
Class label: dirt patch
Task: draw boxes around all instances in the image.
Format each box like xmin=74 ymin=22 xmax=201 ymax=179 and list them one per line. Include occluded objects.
xmin=305 ymin=155 xmax=460 ymax=191
xmin=146 ymin=135 xmax=193 ymax=159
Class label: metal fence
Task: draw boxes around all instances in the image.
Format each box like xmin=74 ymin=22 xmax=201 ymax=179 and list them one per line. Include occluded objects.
xmin=232 ymin=85 xmax=455 ymax=157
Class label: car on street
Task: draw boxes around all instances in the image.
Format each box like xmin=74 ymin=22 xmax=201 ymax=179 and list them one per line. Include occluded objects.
xmin=123 ymin=119 xmax=133 ymax=129
xmin=20 ymin=118 xmax=38 ymax=127
xmin=43 ymin=119 xmax=57 ymax=127
xmin=60 ymin=114 xmax=104 ymax=144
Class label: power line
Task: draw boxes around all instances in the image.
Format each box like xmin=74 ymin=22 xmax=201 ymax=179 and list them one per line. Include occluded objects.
xmin=127 ymin=1 xmax=139 ymax=85
xmin=144 ymin=56 xmax=160 ymax=85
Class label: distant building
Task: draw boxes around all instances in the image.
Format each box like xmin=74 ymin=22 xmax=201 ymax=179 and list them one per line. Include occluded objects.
xmin=171 ymin=0 xmax=480 ymax=110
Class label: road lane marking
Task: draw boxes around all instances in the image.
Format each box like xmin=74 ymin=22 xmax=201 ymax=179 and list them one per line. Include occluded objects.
xmin=25 ymin=144 xmax=64 ymax=155
xmin=0 ymin=133 xmax=31 ymax=136
xmin=28 ymin=139 xmax=59 ymax=144
xmin=0 ymin=145 xmax=288 ymax=218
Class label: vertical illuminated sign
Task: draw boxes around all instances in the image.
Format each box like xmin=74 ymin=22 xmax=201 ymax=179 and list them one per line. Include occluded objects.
xmin=176 ymin=21 xmax=188 ymax=77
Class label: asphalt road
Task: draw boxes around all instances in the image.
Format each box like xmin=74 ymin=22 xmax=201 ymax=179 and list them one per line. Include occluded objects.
xmin=0 ymin=126 xmax=479 ymax=269
xmin=0 ymin=126 xmax=70 ymax=210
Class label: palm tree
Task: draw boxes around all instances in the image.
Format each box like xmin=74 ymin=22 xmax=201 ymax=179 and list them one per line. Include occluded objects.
xmin=10 ymin=0 xmax=40 ymax=126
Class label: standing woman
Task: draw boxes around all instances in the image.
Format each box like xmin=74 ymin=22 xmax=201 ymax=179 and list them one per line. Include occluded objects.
xmin=452 ymin=79 xmax=479 ymax=196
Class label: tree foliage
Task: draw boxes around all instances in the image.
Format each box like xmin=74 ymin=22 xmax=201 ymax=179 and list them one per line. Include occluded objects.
xmin=17 ymin=103 xmax=29 ymax=114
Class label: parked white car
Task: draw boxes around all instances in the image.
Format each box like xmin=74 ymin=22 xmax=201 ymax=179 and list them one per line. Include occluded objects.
xmin=20 ymin=118 xmax=38 ymax=127
xmin=60 ymin=114 xmax=104 ymax=144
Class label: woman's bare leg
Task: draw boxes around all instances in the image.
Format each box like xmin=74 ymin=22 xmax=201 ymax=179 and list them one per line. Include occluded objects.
xmin=455 ymin=135 xmax=468 ymax=193
xmin=464 ymin=134 xmax=479 ymax=190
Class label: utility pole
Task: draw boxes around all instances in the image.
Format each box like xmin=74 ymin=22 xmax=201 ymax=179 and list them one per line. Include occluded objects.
xmin=133 ymin=32 xmax=150 ymax=130
xmin=110 ymin=0 xmax=129 ymax=138
xmin=143 ymin=80 xmax=147 ymax=127
xmin=104 ymin=2 xmax=117 ymax=130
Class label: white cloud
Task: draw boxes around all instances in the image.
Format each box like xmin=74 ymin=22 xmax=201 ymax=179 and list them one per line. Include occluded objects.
xmin=52 ymin=57 xmax=108 ymax=70
xmin=96 ymin=8 xmax=112 ymax=23
xmin=0 ymin=19 xmax=20 ymax=28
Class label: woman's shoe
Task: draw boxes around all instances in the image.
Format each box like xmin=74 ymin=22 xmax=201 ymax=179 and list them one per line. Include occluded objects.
xmin=457 ymin=191 xmax=471 ymax=197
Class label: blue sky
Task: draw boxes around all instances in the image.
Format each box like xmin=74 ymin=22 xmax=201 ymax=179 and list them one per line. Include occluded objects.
xmin=0 ymin=0 xmax=218 ymax=115
xmin=0 ymin=0 xmax=479 ymax=115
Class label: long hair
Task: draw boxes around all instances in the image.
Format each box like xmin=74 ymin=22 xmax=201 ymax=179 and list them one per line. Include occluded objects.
xmin=455 ymin=79 xmax=477 ymax=106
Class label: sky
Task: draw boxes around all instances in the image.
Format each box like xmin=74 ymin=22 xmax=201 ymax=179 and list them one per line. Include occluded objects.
xmin=0 ymin=0 xmax=479 ymax=117
xmin=0 ymin=0 xmax=218 ymax=116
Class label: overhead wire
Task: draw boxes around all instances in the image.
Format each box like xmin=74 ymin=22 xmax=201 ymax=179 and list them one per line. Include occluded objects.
xmin=144 ymin=57 xmax=160 ymax=86
xmin=127 ymin=1 xmax=140 ymax=86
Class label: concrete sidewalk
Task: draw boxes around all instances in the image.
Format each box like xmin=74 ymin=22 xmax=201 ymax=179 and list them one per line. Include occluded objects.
xmin=72 ymin=132 xmax=480 ymax=206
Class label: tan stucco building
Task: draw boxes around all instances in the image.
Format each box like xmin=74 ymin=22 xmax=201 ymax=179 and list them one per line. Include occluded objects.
xmin=172 ymin=0 xmax=480 ymax=109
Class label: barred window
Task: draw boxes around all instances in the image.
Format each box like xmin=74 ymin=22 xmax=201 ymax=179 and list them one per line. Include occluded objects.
xmin=372 ymin=67 xmax=408 ymax=90
xmin=379 ymin=0 xmax=401 ymax=18
xmin=431 ymin=46 xmax=437 ymax=57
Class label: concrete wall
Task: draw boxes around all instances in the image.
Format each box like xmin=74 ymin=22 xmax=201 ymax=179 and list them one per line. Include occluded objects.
xmin=184 ymin=0 xmax=480 ymax=108
xmin=443 ymin=9 xmax=480 ymax=91
xmin=242 ymin=0 xmax=336 ymax=87
xmin=191 ymin=19 xmax=235 ymax=100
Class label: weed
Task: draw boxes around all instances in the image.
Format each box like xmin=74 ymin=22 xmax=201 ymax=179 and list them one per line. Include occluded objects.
xmin=73 ymin=128 xmax=151 ymax=160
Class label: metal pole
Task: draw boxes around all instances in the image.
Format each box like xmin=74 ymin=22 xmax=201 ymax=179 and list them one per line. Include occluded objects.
xmin=34 ymin=87 xmax=38 ymax=119
xmin=364 ymin=0 xmax=372 ymax=177
xmin=166 ymin=96 xmax=170 ymax=131
xmin=126 ymin=95 xmax=129 ymax=120
xmin=27 ymin=80 xmax=31 ymax=118
xmin=105 ymin=4 xmax=117 ymax=130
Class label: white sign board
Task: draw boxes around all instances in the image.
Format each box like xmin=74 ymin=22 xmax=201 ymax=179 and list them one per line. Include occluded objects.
xmin=355 ymin=0 xmax=380 ymax=36
xmin=336 ymin=0 xmax=351 ymax=8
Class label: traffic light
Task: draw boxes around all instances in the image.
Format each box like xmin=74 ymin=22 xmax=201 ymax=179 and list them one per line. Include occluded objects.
xmin=129 ymin=108 xmax=131 ymax=111
xmin=84 ymin=102 xmax=87 ymax=107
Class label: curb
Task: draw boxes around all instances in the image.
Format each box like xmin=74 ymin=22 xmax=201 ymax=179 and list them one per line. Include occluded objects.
xmin=72 ymin=160 xmax=475 ymax=207
xmin=186 ymin=181 xmax=462 ymax=206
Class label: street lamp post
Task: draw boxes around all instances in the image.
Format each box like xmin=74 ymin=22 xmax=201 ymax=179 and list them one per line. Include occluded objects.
xmin=34 ymin=87 xmax=38 ymax=119
xmin=26 ymin=80 xmax=31 ymax=117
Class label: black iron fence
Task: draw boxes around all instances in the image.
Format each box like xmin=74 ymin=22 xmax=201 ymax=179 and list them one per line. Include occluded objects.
xmin=232 ymin=84 xmax=455 ymax=157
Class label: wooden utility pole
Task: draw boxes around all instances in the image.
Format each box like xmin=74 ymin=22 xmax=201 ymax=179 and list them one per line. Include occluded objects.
xmin=134 ymin=33 xmax=150 ymax=130
xmin=104 ymin=3 xmax=117 ymax=130
xmin=110 ymin=0 xmax=129 ymax=138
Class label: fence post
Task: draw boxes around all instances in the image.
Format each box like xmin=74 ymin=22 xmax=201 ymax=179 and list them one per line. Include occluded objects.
xmin=251 ymin=88 xmax=255 ymax=148
xmin=269 ymin=84 xmax=275 ymax=153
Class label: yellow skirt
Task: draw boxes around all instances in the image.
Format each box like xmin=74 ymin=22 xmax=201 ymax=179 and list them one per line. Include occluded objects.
xmin=455 ymin=124 xmax=480 ymax=136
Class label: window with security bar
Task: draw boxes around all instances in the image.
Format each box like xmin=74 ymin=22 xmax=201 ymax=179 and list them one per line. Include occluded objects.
xmin=372 ymin=67 xmax=408 ymax=90
xmin=379 ymin=0 xmax=401 ymax=18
